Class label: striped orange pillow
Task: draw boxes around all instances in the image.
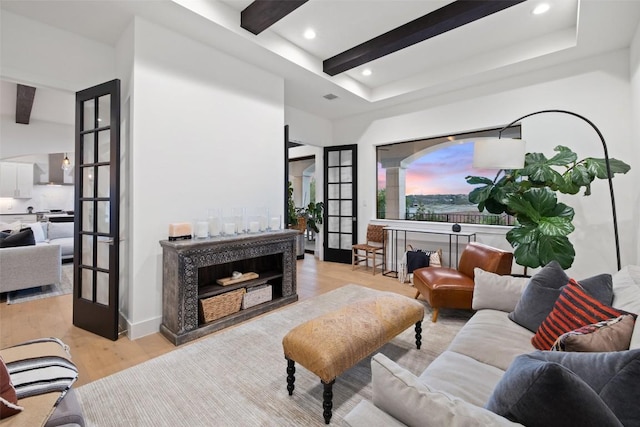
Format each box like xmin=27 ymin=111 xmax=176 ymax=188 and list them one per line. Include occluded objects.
xmin=531 ymin=279 xmax=628 ymax=350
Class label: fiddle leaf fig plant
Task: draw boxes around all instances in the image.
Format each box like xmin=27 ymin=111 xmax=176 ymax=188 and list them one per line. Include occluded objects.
xmin=466 ymin=145 xmax=630 ymax=269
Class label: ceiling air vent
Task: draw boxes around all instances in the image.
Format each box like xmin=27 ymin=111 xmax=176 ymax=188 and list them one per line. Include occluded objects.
xmin=323 ymin=93 xmax=338 ymax=100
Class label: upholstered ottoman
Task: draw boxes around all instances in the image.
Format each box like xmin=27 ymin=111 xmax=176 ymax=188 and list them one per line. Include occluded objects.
xmin=282 ymin=293 xmax=425 ymax=424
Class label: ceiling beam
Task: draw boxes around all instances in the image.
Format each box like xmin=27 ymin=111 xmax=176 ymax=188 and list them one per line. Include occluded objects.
xmin=241 ymin=0 xmax=308 ymax=35
xmin=323 ymin=0 xmax=527 ymax=76
xmin=16 ymin=84 xmax=36 ymax=125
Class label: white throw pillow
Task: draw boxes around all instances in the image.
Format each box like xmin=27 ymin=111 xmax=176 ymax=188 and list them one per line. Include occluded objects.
xmin=26 ymin=222 xmax=46 ymax=243
xmin=0 ymin=221 xmax=22 ymax=233
xmin=472 ymin=268 xmax=530 ymax=312
xmin=371 ymin=353 xmax=522 ymax=427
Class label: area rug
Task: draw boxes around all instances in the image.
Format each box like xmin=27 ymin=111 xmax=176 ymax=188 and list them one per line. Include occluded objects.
xmin=76 ymin=284 xmax=471 ymax=426
xmin=6 ymin=263 xmax=73 ymax=304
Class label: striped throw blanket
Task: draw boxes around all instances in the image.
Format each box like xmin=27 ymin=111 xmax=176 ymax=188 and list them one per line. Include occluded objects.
xmin=4 ymin=338 xmax=78 ymax=404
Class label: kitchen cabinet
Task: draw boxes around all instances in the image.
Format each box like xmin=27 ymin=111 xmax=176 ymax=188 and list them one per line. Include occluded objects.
xmin=0 ymin=162 xmax=33 ymax=199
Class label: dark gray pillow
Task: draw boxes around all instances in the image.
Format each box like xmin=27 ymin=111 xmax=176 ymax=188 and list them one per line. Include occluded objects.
xmin=508 ymin=261 xmax=613 ymax=332
xmin=485 ymin=351 xmax=628 ymax=427
xmin=0 ymin=227 xmax=35 ymax=248
xmin=530 ymin=350 xmax=640 ymax=426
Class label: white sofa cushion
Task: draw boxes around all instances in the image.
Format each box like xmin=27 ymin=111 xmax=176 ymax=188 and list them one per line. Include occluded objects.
xmin=445 ymin=310 xmax=535 ymax=371
xmin=472 ymin=268 xmax=530 ymax=312
xmin=371 ymin=353 xmax=522 ymax=427
xmin=419 ymin=350 xmax=504 ymax=407
xmin=47 ymin=222 xmax=74 ymax=241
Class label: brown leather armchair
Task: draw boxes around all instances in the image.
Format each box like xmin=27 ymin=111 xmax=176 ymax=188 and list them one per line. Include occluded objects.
xmin=413 ymin=242 xmax=513 ymax=322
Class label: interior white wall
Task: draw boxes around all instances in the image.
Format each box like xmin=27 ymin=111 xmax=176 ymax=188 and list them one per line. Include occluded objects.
xmin=334 ymin=49 xmax=637 ymax=277
xmin=127 ymin=18 xmax=285 ymax=338
xmin=285 ymin=106 xmax=332 ymax=147
xmin=0 ymin=116 xmax=73 ymax=161
xmin=631 ymin=23 xmax=640 ymax=266
xmin=0 ymin=10 xmax=115 ymax=91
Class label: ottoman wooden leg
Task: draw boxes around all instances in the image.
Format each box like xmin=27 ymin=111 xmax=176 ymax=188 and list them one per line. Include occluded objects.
xmin=286 ymin=358 xmax=296 ymax=396
xmin=322 ymin=379 xmax=335 ymax=424
xmin=415 ymin=321 xmax=422 ymax=349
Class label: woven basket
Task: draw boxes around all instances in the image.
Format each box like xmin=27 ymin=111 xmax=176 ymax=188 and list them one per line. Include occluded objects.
xmin=241 ymin=284 xmax=272 ymax=309
xmin=199 ymin=288 xmax=246 ymax=323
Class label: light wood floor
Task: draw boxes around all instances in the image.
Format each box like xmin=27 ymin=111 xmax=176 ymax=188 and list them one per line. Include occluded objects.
xmin=0 ymin=256 xmax=417 ymax=387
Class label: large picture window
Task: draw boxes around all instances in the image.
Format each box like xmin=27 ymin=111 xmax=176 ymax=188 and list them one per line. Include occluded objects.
xmin=376 ymin=126 xmax=521 ymax=225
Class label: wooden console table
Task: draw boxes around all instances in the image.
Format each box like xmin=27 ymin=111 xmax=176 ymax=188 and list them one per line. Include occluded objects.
xmin=160 ymin=230 xmax=298 ymax=345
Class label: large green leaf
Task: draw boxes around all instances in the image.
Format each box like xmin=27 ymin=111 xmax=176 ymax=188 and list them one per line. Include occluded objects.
xmin=511 ymin=235 xmax=575 ymax=269
xmin=550 ymin=202 xmax=575 ymax=221
xmin=468 ymin=185 xmax=493 ymax=205
xmin=507 ymin=223 xmax=538 ymax=245
xmin=521 ymin=187 xmax=558 ymax=217
xmin=513 ymin=242 xmax=541 ymax=269
xmin=506 ymin=194 xmax=540 ymax=221
xmin=584 ymin=158 xmax=631 ymax=179
xmin=537 ymin=235 xmax=575 ymax=269
xmin=547 ymin=145 xmax=577 ymax=166
xmin=465 ymin=176 xmax=494 ymax=185
xmin=484 ymin=197 xmax=508 ymax=215
xmin=537 ymin=216 xmax=574 ymax=237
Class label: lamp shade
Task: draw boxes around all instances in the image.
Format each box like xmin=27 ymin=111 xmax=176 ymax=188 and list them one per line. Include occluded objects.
xmin=473 ymin=138 xmax=526 ymax=169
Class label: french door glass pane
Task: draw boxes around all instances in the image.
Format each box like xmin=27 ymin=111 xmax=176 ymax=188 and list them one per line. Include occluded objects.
xmin=81 ymin=268 xmax=93 ymax=300
xmin=82 ymin=168 xmax=94 ymax=197
xmin=328 ymin=233 xmax=339 ymax=249
xmin=96 ymin=272 xmax=109 ymax=305
xmin=340 ymin=235 xmax=352 ymax=250
xmin=82 ymin=202 xmax=94 ymax=230
xmin=341 ymin=183 xmax=352 ymax=198
xmin=328 ymin=151 xmax=339 ymax=167
xmin=82 ymin=235 xmax=93 ymax=266
xmin=97 ymin=237 xmax=109 ymax=270
xmin=97 ymin=166 xmax=110 ymax=198
xmin=340 ymin=201 xmax=352 ymax=216
xmin=98 ymin=95 xmax=110 ymax=125
xmin=340 ymin=150 xmax=352 ymax=166
xmin=328 ymin=168 xmax=339 ymax=183
xmin=83 ymin=134 xmax=94 ymax=164
xmin=83 ymin=100 xmax=95 ymax=131
xmin=97 ymin=201 xmax=110 ymax=233
xmin=98 ymin=131 xmax=110 ymax=163
xmin=328 ymin=217 xmax=339 ymax=233
xmin=340 ymin=217 xmax=352 ymax=233
xmin=328 ymin=184 xmax=339 ymax=198
xmin=328 ymin=200 xmax=339 ymax=216
xmin=340 ymin=167 xmax=352 ymax=182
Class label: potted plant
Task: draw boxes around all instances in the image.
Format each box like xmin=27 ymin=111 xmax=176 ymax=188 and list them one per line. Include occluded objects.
xmin=297 ymin=201 xmax=325 ymax=233
xmin=466 ymin=145 xmax=630 ymax=269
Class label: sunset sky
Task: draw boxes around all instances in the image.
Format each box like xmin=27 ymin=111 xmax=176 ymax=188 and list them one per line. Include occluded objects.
xmin=378 ymin=141 xmax=497 ymax=195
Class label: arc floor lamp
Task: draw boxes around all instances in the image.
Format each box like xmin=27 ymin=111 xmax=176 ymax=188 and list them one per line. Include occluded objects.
xmin=473 ymin=109 xmax=621 ymax=271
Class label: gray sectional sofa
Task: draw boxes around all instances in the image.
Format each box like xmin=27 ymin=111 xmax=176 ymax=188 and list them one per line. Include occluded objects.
xmin=0 ymin=221 xmax=74 ymax=293
xmin=344 ymin=264 xmax=640 ymax=427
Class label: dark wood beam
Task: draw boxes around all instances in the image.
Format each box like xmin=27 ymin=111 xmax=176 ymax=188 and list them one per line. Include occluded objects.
xmin=241 ymin=0 xmax=308 ymax=35
xmin=323 ymin=0 xmax=527 ymax=76
xmin=16 ymin=84 xmax=36 ymax=124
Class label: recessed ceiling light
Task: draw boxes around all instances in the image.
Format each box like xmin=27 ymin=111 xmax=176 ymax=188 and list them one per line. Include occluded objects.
xmin=303 ymin=29 xmax=316 ymax=40
xmin=362 ymin=69 xmax=372 ymax=76
xmin=532 ymin=3 xmax=550 ymax=15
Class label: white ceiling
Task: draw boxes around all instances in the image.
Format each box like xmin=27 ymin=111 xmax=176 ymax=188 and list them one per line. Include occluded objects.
xmin=1 ymin=0 xmax=640 ymax=121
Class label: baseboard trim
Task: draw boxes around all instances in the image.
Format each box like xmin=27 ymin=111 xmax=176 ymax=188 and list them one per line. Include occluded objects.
xmin=119 ymin=314 xmax=162 ymax=341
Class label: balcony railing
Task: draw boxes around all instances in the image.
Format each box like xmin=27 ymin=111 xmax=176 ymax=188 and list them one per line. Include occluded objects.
xmin=400 ymin=212 xmax=515 ymax=226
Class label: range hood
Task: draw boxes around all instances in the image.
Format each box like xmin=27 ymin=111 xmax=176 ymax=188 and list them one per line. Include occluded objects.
xmin=35 ymin=153 xmax=74 ymax=185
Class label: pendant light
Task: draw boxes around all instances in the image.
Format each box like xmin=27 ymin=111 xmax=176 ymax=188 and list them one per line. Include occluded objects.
xmin=61 ymin=153 xmax=72 ymax=171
